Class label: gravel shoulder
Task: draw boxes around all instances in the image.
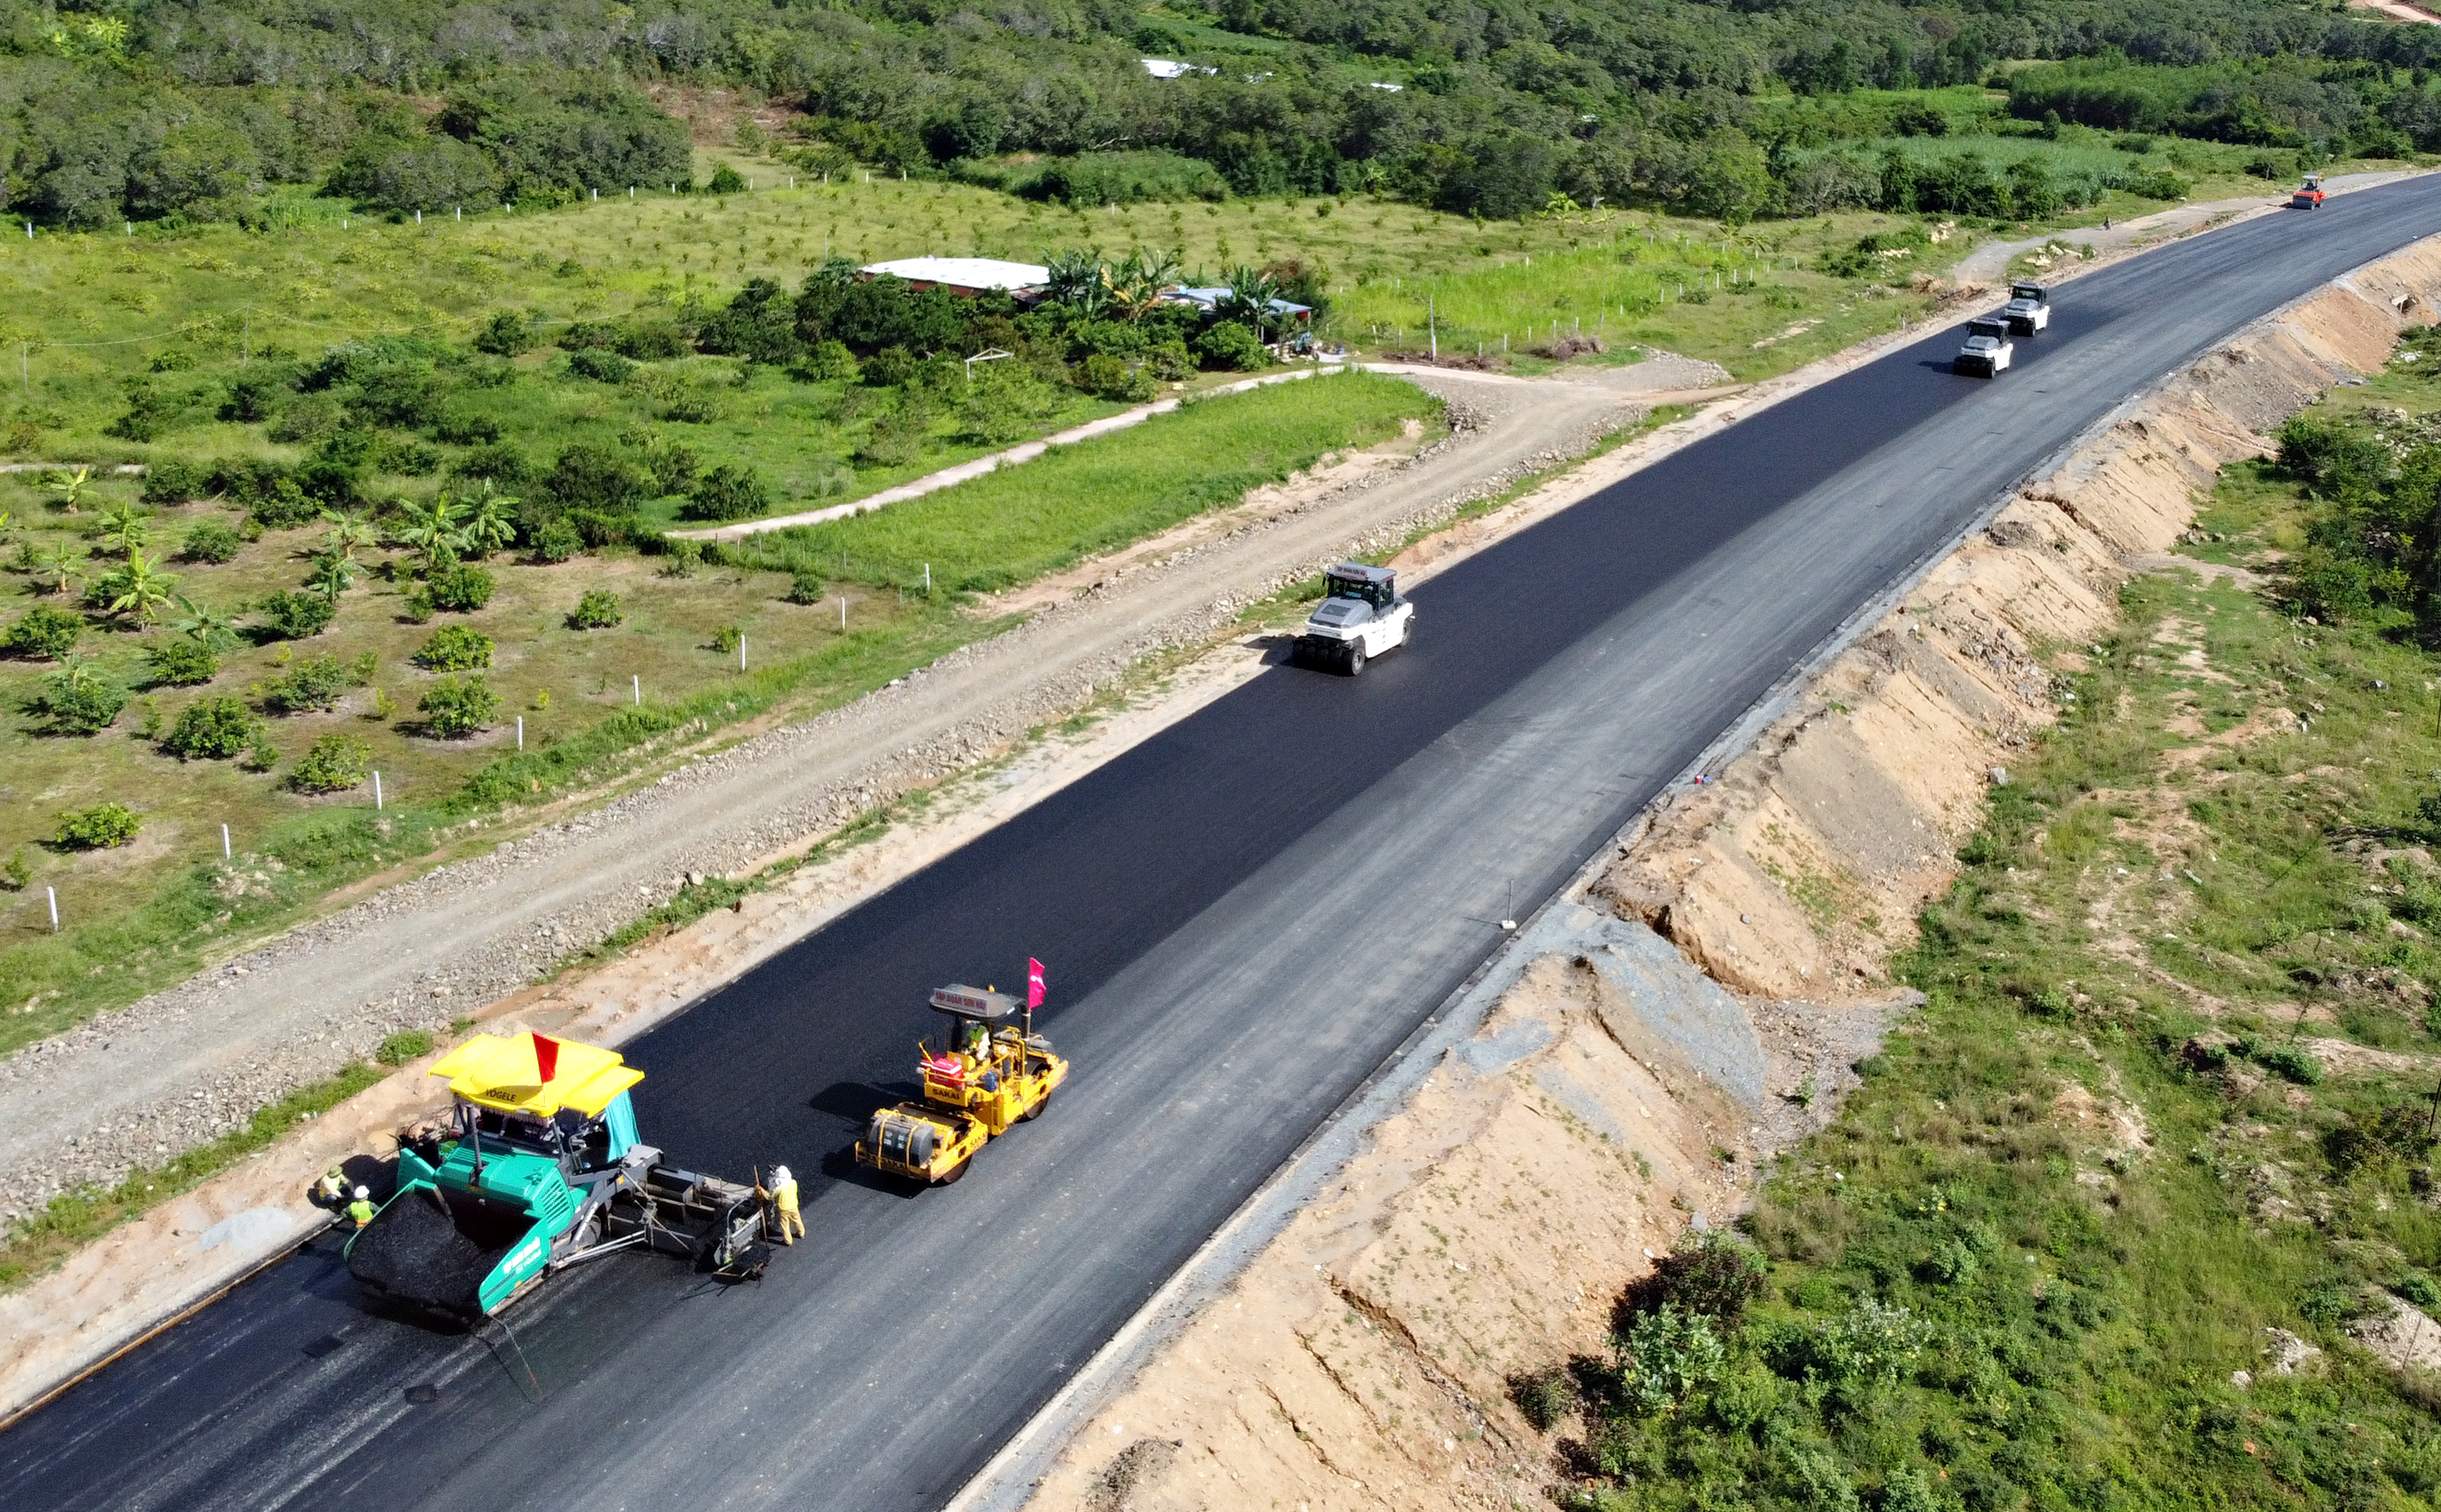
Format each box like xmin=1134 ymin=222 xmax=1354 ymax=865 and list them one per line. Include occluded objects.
xmin=0 ymin=359 xmax=1678 ymax=1224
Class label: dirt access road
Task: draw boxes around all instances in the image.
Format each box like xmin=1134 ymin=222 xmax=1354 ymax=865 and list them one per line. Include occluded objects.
xmin=0 ymin=353 xmax=1720 ymax=1223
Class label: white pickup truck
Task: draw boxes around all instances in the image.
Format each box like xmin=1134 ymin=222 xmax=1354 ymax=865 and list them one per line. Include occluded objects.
xmin=1954 ymin=316 xmax=2014 ymax=378
xmin=1293 ymin=562 xmax=1412 ymax=676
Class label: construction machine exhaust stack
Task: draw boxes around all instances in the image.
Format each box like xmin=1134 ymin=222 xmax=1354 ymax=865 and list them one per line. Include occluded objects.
xmin=346 ymin=1031 xmax=777 ymax=1320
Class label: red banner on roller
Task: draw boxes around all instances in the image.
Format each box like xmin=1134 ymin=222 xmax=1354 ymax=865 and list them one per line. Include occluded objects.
xmin=1027 ymin=959 xmax=1045 ymax=1010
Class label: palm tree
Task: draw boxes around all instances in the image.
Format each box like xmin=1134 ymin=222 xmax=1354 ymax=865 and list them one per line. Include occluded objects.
xmin=169 ymin=594 xmax=240 ymax=651
xmin=96 ymin=504 xmax=150 ymax=558
xmin=104 ymin=548 xmax=178 ymax=623
xmin=35 ymin=541 xmax=86 ymax=595
xmin=42 ymin=466 xmax=91 ymax=513
xmin=462 ymin=483 xmax=520 ymax=559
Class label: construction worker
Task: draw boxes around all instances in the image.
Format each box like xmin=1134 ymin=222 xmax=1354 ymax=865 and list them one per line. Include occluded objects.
xmin=314 ymin=1167 xmax=347 ymax=1207
xmin=762 ymin=1165 xmax=803 ymax=1245
xmin=347 ymin=1186 xmax=376 ymax=1229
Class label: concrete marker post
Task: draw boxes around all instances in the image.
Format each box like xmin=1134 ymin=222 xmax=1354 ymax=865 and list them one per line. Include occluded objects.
xmin=372 ymin=771 xmax=383 ymax=810
xmin=220 ymin=823 xmax=230 ymax=860
xmin=47 ymin=887 xmax=58 ymax=933
xmin=516 ymin=715 xmax=524 ymax=750
xmin=632 ymin=674 xmax=640 ymax=705
xmin=739 ymin=636 xmax=746 ymax=672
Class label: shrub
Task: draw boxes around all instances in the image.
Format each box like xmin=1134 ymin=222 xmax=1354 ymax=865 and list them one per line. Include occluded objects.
xmin=863 ymin=345 xmax=918 ymax=388
xmin=375 ymin=1029 xmax=436 ymax=1065
xmin=711 ymin=624 xmax=743 ymax=654
xmin=141 ymin=458 xmax=208 ymax=505
xmin=1616 ymin=1229 xmax=1770 ymax=1329
xmin=3 ymin=603 xmax=85 ymax=660
xmin=146 ymin=638 xmax=220 ymax=685
xmin=567 ymin=348 xmax=635 ymax=383
xmin=419 ymin=673 xmax=500 ymax=737
xmin=1508 ymin=1366 xmax=1577 ymax=1431
xmin=289 ymin=732 xmax=372 ymax=793
xmin=472 ymin=310 xmax=535 ymax=356
xmin=568 ymin=589 xmax=625 ymax=629
xmin=162 ymin=695 xmax=261 ymax=758
xmin=179 ymin=519 xmax=245 ymax=564
xmin=803 ymin=339 xmax=857 ymax=381
xmin=1614 ymin=1304 xmax=1725 ymax=1415
xmin=1082 ymin=353 xmax=1157 ymax=401
xmin=55 ymin=802 xmax=141 ymax=850
xmin=533 ymin=518 xmax=583 ymax=562
xmin=415 ymin=624 xmax=494 ymax=670
xmin=424 ymin=563 xmax=496 ymax=613
xmin=269 ymin=655 xmax=353 ymax=713
xmin=433 ymin=408 xmax=504 ymax=445
xmin=787 ymin=571 xmax=825 ymax=605
xmin=1194 ymin=321 xmax=1269 ymax=372
xmin=546 ymin=443 xmax=650 ymax=513
xmin=707 ymin=164 xmax=747 ymax=194
xmin=452 ymin=442 xmax=536 ymax=490
xmin=682 ymin=464 xmax=773 ymax=522
xmin=662 ymin=393 xmax=722 ymax=424
xmin=258 ymin=589 xmax=337 ymax=639
xmin=248 ymin=479 xmax=321 ymax=531
xmin=2256 ymin=1044 xmax=2324 ymax=1085
xmin=32 ymin=662 xmax=127 ymax=734
xmin=1146 ymin=338 xmax=1192 ymax=381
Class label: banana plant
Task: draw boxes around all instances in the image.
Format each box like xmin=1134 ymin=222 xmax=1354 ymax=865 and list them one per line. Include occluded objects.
xmin=104 ymin=548 xmax=178 ymax=622
xmin=42 ymin=465 xmax=91 ymax=512
xmin=35 ymin=541 xmax=86 ymax=594
xmin=462 ymin=482 xmax=521 ymax=559
xmin=169 ymin=594 xmax=240 ymax=652
xmin=317 ymin=509 xmax=378 ymax=564
xmin=1104 ymin=248 xmax=1183 ymax=323
xmin=390 ymin=493 xmax=471 ymax=571
xmin=306 ymin=551 xmax=357 ymax=602
xmin=96 ymin=504 xmax=150 ymax=558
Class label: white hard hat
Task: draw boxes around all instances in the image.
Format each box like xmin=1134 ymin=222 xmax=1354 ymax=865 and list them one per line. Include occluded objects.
xmin=770 ymin=1166 xmax=791 ymax=1184
xmin=353 ymin=1186 xmax=371 ymax=1200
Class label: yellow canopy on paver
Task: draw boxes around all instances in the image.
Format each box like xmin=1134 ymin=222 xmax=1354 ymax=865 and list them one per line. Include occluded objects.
xmin=427 ymin=1030 xmax=643 ymax=1117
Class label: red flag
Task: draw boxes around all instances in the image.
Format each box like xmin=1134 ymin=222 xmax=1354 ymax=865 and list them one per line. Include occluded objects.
xmin=1026 ymin=958 xmax=1045 ymax=1010
xmin=532 ymin=1032 xmax=560 ymax=1085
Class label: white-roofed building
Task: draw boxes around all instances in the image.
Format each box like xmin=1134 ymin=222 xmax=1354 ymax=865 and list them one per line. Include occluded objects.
xmin=858 ymin=257 xmax=1051 ymax=299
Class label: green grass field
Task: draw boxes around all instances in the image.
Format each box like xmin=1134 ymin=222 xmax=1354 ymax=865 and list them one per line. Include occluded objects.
xmin=1542 ymin=341 xmax=2441 ymax=1509
xmin=0 ymin=370 xmax=1439 ymax=1057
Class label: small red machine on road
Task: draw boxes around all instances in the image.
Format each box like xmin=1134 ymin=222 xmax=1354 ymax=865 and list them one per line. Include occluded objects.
xmin=2290 ymin=174 xmax=2326 ymax=210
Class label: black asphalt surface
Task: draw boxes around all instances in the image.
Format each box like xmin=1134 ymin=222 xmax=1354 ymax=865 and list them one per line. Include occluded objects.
xmin=11 ymin=182 xmax=2441 ymax=1511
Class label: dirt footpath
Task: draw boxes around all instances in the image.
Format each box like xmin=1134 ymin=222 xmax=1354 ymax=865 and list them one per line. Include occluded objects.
xmin=1002 ymin=230 xmax=2441 ymax=1512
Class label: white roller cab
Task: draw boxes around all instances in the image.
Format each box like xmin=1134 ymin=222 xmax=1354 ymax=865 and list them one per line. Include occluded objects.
xmin=1293 ymin=562 xmax=1412 ymax=676
xmin=1954 ymin=316 xmax=2014 ymax=378
xmin=2002 ymin=282 xmax=2050 ymax=336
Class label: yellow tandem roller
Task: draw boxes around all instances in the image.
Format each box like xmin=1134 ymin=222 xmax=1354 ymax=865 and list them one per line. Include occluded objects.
xmin=856 ymin=981 xmax=1066 ymax=1186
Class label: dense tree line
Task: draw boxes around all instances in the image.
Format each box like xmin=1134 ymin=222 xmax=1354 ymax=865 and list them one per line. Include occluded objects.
xmin=3 ymin=0 xmax=2441 ymax=230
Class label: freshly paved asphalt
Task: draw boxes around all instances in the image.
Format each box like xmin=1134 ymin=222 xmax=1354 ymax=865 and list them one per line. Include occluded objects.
xmin=11 ymin=182 xmax=2441 ymax=1511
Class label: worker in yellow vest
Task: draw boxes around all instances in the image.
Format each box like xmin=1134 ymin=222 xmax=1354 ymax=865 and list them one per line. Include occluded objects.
xmin=347 ymin=1186 xmax=376 ymax=1229
xmin=760 ymin=1165 xmax=802 ymax=1244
